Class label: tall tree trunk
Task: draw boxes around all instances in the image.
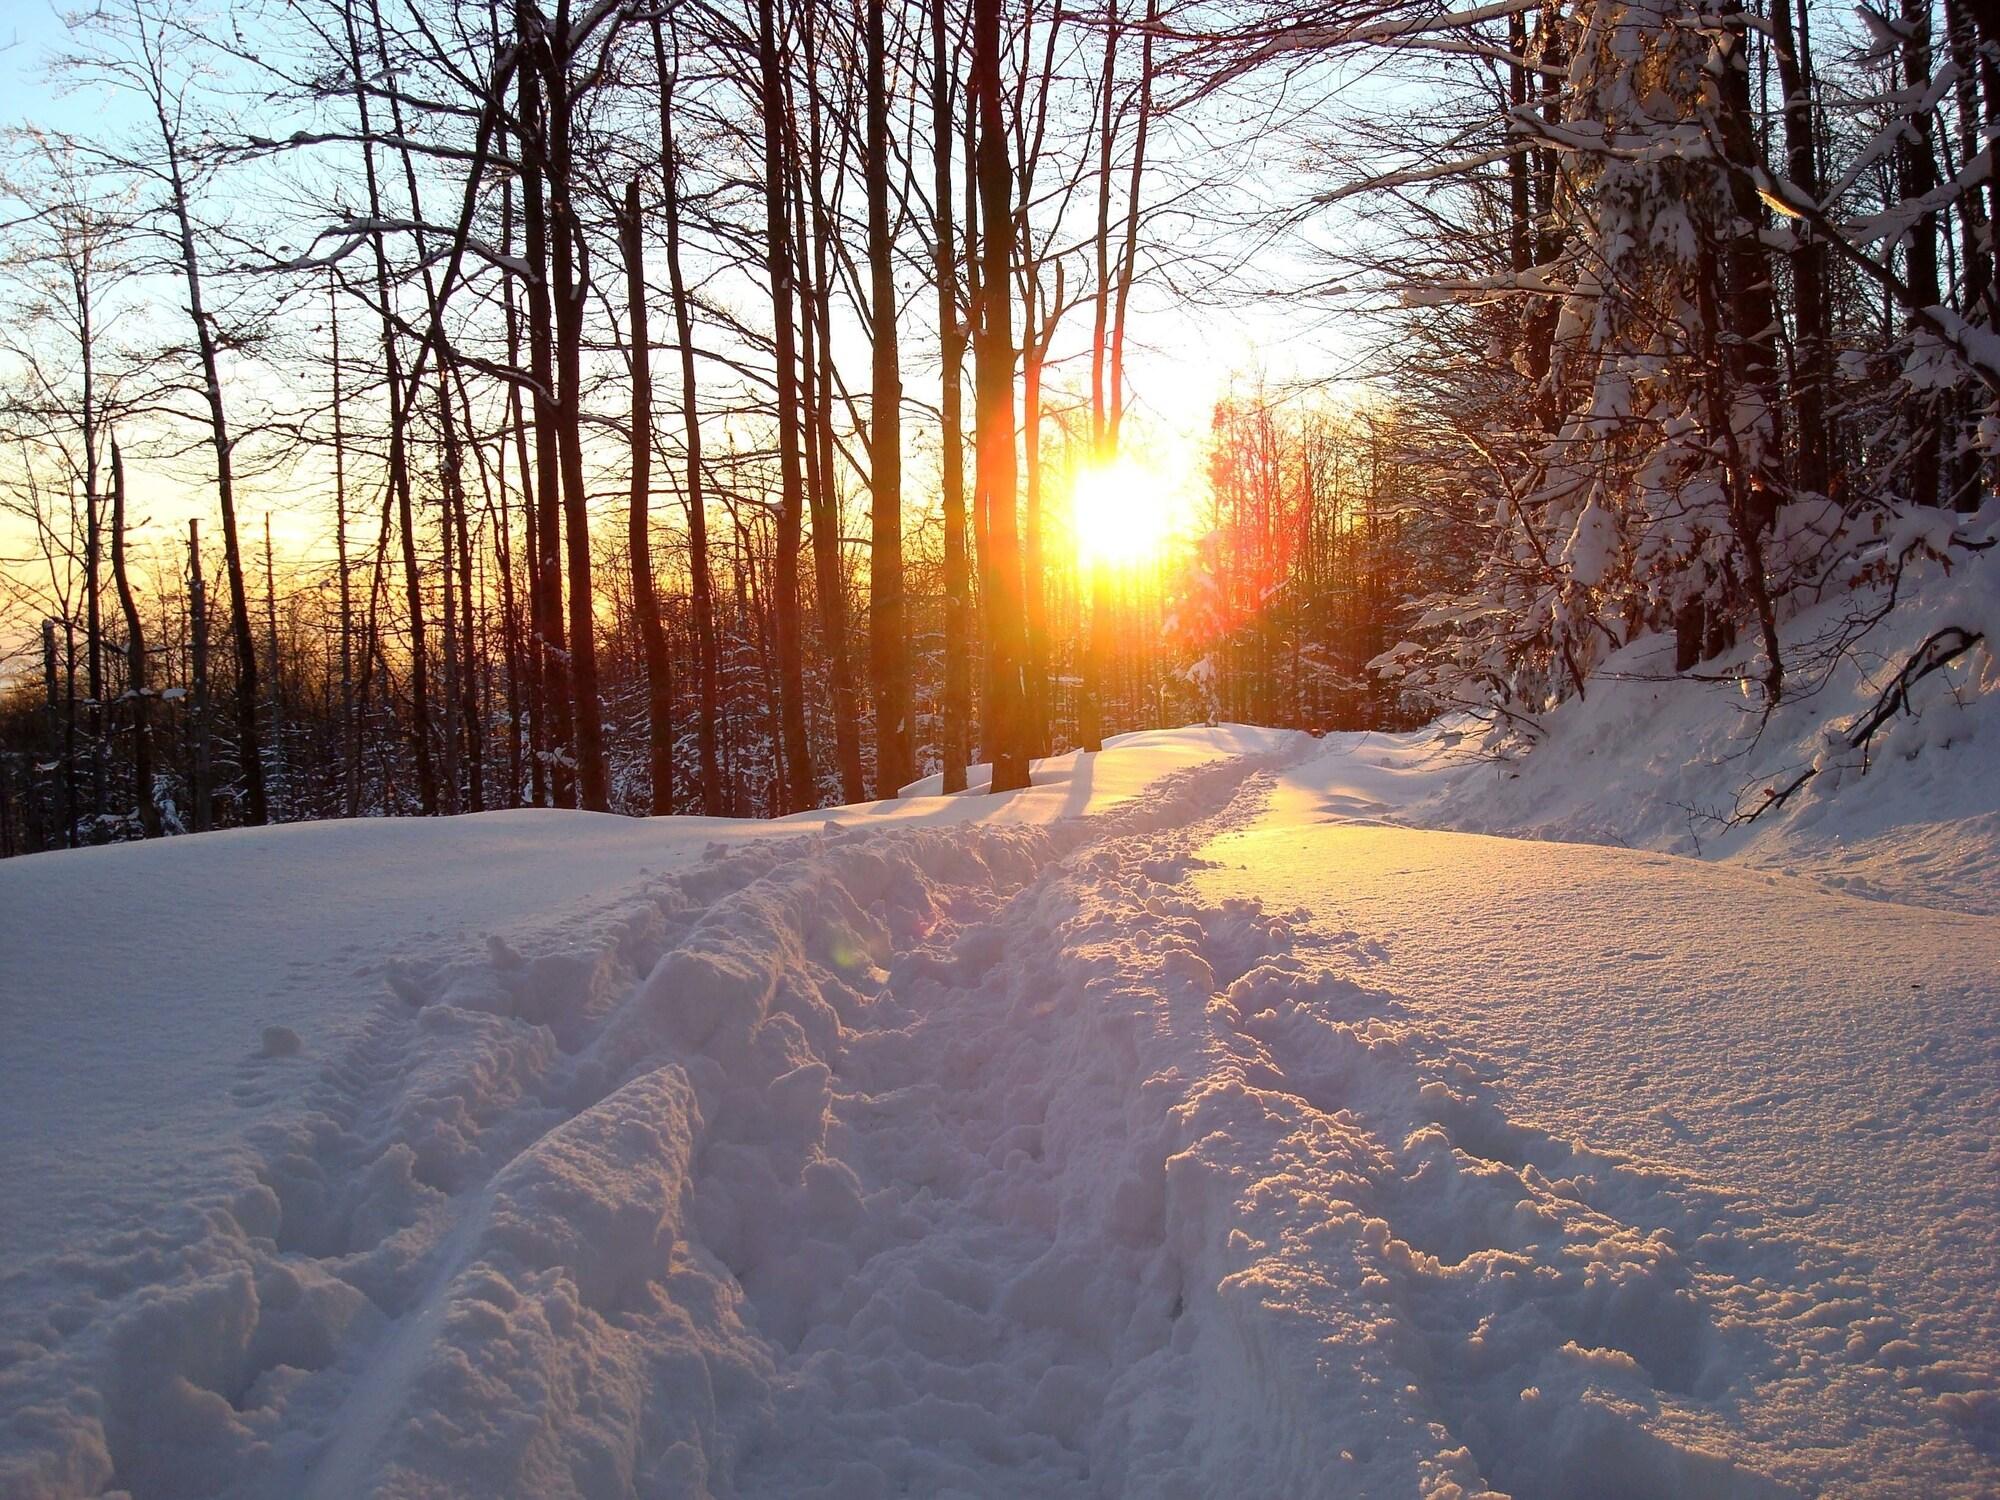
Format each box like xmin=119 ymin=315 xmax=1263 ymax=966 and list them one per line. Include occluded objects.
xmin=344 ymin=0 xmax=434 ymax=814
xmin=499 ymin=186 xmax=543 ymax=806
xmin=933 ymin=0 xmax=972 ymax=792
xmin=80 ymin=272 xmax=104 ymax=823
xmin=188 ymin=519 xmax=212 ymax=831
xmin=759 ymin=0 xmax=816 ymax=813
xmin=518 ymin=13 xmax=573 ymax=808
xmin=1701 ymin=10 xmax=1786 ymax=694
xmin=623 ymin=179 xmax=674 ymax=814
xmin=438 ymin=374 xmax=484 ymax=811
xmin=546 ymin=9 xmax=609 ymax=811
xmin=964 ymin=79 xmax=991 ymax=756
xmin=437 ymin=430 xmax=462 ymax=814
xmin=1508 ymin=9 xmax=1531 ymax=276
xmin=792 ymin=41 xmax=866 ymax=806
xmin=1770 ymin=0 xmax=1831 ymax=499
xmin=867 ymin=0 xmax=911 ymax=797
xmin=1090 ymin=0 xmax=1120 ymax=453
xmin=1080 ymin=0 xmax=1121 ymax=751
xmin=109 ymin=441 xmax=158 ymax=837
xmin=653 ymin=18 xmax=725 ymax=816
xmin=1105 ymin=0 xmax=1157 ymax=447
xmin=492 ymin=407 xmax=526 ymax=808
xmin=264 ymin=511 xmax=285 ymax=817
xmin=1021 ymin=327 xmax=1049 ymax=756
xmin=1900 ymin=0 xmax=1944 ymax=508
xmin=1944 ymin=0 xmax=1992 ymax=509
xmin=153 ymin=95 xmax=265 ymax=825
xmin=1012 ymin=0 xmax=1063 ymax=764
xmin=972 ymin=0 xmax=1030 ymax=792
xmin=332 ymin=277 xmax=361 ymax=818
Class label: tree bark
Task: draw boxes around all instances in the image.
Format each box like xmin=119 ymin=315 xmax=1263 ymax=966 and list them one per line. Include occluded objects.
xmin=1900 ymin=0 xmax=1944 ymax=508
xmin=867 ymin=0 xmax=912 ymax=798
xmin=653 ymin=19 xmax=725 ymax=816
xmin=546 ymin=5 xmax=609 ymax=811
xmin=792 ymin=34 xmax=866 ymax=806
xmin=344 ymin=0 xmax=434 ymax=814
xmin=152 ymin=82 xmax=266 ymax=825
xmin=759 ymin=0 xmax=816 ymax=813
xmin=972 ymin=0 xmax=1030 ymax=792
xmin=623 ymin=179 xmax=674 ymax=814
xmin=188 ymin=519 xmax=212 ymax=831
xmin=1769 ymin=0 xmax=1831 ymax=499
xmin=109 ymin=441 xmax=158 ymax=837
xmin=517 ymin=9 xmax=573 ymax=808
xmin=933 ymin=0 xmax=972 ymax=792
xmin=1106 ymin=0 xmax=1158 ymax=447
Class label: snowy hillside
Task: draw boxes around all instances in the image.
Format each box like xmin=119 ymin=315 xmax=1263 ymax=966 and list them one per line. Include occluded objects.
xmin=2 ymin=721 xmax=1996 ymax=1497
xmin=1408 ymin=533 xmax=2000 ymax=915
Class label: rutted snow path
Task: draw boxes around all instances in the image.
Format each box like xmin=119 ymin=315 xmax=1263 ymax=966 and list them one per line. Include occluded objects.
xmin=3 ymin=732 xmax=1992 ymax=1497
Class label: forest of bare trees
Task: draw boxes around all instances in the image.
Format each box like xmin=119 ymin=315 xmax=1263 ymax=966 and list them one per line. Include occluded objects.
xmin=1 ymin=0 xmax=1994 ymax=855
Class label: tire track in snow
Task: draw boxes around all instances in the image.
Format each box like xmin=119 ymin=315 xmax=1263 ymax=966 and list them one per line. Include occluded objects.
xmin=721 ymin=763 xmax=1906 ymax=1496
xmin=0 ymin=745 xmax=1290 ymax=1498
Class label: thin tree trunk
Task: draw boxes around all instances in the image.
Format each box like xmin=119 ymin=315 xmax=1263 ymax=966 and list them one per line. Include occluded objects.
xmin=343 ymin=0 xmax=434 ymax=814
xmin=933 ymin=0 xmax=971 ymax=792
xmin=500 ymin=179 xmax=546 ymax=807
xmin=1770 ymin=0 xmax=1830 ymax=499
xmin=451 ymin=388 xmax=483 ymax=813
xmin=867 ymin=0 xmax=911 ymax=797
xmin=1090 ymin=0 xmax=1120 ymax=452
xmin=791 ymin=47 xmax=866 ymax=806
xmin=1900 ymin=0 xmax=1943 ymax=508
xmin=972 ymin=0 xmax=1029 ymax=793
xmin=518 ymin=16 xmax=573 ymax=808
xmin=61 ymin=618 xmax=77 ymax=846
xmin=110 ymin=441 xmax=158 ymax=837
xmin=152 ymin=88 xmax=265 ymax=825
xmin=1080 ymin=0 xmax=1121 ymax=750
xmin=623 ymin=179 xmax=674 ymax=814
xmin=545 ymin=9 xmax=609 ymax=811
xmin=759 ymin=0 xmax=816 ymax=813
xmin=263 ymin=511 xmax=285 ymax=818
xmin=332 ymin=277 xmax=360 ymax=818
xmin=653 ymin=18 xmax=725 ymax=816
xmin=1508 ymin=9 xmax=1530 ymax=276
xmin=1944 ymin=0 xmax=1992 ymax=509
xmin=81 ymin=276 xmax=104 ymax=823
xmin=1106 ymin=0 xmax=1157 ymax=447
xmin=188 ymin=519 xmax=211 ymax=831
xmin=1021 ymin=324 xmax=1049 ymax=757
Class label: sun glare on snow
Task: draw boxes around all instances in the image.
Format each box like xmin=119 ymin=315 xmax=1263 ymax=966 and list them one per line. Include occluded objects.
xmin=1070 ymin=452 xmax=1183 ymax=571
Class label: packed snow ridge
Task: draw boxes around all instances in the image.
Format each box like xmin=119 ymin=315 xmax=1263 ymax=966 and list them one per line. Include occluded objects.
xmin=2 ymin=711 xmax=1997 ymax=1496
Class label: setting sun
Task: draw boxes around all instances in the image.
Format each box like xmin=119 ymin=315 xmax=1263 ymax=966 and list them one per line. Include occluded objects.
xmin=1070 ymin=453 xmax=1180 ymax=570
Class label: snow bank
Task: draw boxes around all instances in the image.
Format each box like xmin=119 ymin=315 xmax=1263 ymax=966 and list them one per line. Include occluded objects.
xmin=1365 ymin=526 xmax=2000 ymax=913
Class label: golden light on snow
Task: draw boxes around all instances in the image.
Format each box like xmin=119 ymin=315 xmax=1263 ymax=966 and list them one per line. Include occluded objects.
xmin=1070 ymin=452 xmax=1180 ymax=571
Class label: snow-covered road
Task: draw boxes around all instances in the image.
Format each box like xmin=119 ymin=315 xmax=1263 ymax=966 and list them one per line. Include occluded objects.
xmin=2 ymin=728 xmax=1995 ymax=1497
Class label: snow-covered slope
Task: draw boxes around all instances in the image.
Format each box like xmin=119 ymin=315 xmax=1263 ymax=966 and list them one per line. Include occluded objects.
xmin=1 ymin=722 xmax=1995 ymax=1498
xmin=1409 ymin=533 xmax=2000 ymax=914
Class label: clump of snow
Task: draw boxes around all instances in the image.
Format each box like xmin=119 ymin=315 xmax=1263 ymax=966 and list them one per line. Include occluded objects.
xmin=259 ymin=1026 xmax=302 ymax=1058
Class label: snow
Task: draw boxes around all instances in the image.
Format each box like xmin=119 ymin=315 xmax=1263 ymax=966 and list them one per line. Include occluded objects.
xmin=1393 ymin=536 xmax=2000 ymax=914
xmin=2 ymin=702 xmax=1996 ymax=1495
